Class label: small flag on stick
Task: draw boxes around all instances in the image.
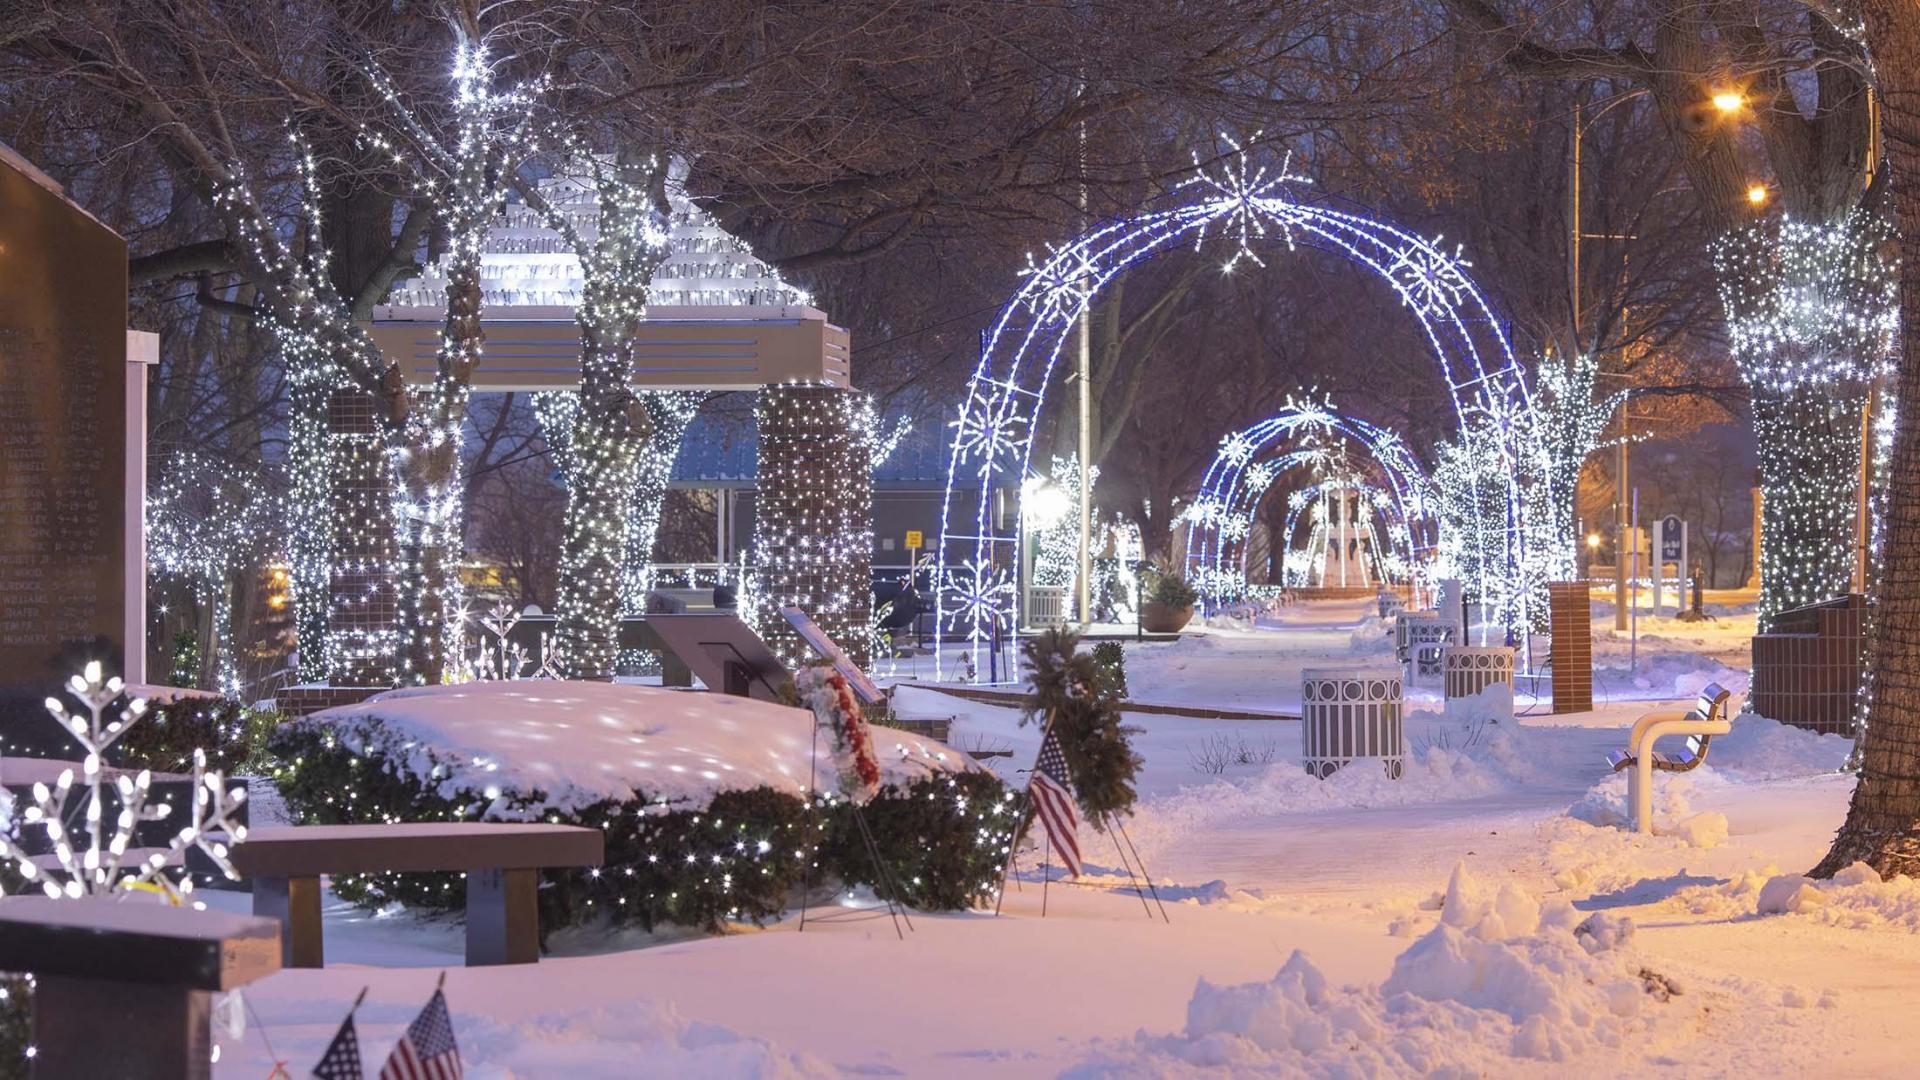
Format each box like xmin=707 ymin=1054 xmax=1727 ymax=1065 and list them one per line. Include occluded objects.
xmin=378 ymin=979 xmax=462 ymax=1080
xmin=1029 ymin=729 xmax=1082 ymax=878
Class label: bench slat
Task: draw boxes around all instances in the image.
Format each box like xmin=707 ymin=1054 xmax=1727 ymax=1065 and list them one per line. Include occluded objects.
xmin=231 ymin=823 xmax=603 ymax=877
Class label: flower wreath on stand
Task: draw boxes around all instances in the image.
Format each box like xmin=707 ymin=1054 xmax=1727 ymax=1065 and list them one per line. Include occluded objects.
xmin=795 ymin=666 xmax=882 ymax=803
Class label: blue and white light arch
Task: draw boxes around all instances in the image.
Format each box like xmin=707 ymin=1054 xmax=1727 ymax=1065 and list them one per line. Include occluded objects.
xmin=1181 ymin=396 xmax=1439 ymax=601
xmin=937 ymin=139 xmax=1536 ymax=664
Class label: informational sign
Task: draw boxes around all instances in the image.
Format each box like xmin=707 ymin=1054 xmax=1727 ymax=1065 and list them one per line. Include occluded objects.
xmin=1660 ymin=516 xmax=1683 ymax=563
xmin=780 ymin=606 xmax=886 ymax=705
xmin=644 ymin=613 xmax=791 ymax=702
xmin=0 ymin=147 xmax=128 ymax=689
xmin=904 ymin=530 xmax=923 ymax=550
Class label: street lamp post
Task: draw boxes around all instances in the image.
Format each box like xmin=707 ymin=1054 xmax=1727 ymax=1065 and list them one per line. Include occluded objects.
xmin=1573 ymin=87 xmax=1748 ymax=631
xmin=1568 ymin=89 xmax=1648 ymax=631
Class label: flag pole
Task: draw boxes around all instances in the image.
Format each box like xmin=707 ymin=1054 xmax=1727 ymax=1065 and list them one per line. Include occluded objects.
xmin=1114 ymin=817 xmax=1170 ymax=922
xmin=1100 ymin=812 xmax=1155 ymax=919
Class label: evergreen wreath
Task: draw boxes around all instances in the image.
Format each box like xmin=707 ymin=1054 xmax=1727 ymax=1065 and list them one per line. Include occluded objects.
xmin=1021 ymin=628 xmax=1143 ymax=826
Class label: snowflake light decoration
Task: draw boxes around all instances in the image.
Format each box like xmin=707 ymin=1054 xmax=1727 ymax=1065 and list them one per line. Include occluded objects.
xmin=1180 ymin=133 xmax=1312 ymax=271
xmin=950 ymin=396 xmax=1029 ymax=479
xmin=1388 ymin=235 xmax=1474 ymax=319
xmin=1178 ymin=497 xmax=1228 ymax=528
xmin=940 ymin=561 xmax=1014 ymax=638
xmin=0 ymin=663 xmax=249 ymax=904
xmin=1242 ymin=460 xmax=1278 ymax=493
xmin=1017 ymin=242 xmax=1100 ymax=323
xmin=1218 ymin=430 xmax=1260 ymax=467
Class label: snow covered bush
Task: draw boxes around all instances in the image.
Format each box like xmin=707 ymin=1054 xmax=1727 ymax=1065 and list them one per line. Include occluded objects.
xmin=265 ymin=683 xmax=1019 ymax=935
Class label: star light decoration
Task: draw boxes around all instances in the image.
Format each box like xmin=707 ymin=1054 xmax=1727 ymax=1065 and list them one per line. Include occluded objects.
xmin=1179 ymin=133 xmax=1313 ymax=272
xmin=0 ymin=664 xmax=248 ymax=903
xmin=1217 ymin=429 xmax=1260 ymax=468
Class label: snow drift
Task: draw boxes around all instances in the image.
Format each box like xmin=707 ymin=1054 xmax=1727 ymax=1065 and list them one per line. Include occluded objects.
xmin=1064 ymin=864 xmax=1683 ymax=1076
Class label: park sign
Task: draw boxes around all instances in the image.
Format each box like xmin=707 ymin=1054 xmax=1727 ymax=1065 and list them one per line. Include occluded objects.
xmin=0 ymin=143 xmax=130 ymax=696
xmin=1661 ymin=515 xmax=1684 ymax=563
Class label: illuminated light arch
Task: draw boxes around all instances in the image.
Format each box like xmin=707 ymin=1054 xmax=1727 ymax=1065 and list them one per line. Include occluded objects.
xmin=1181 ymin=397 xmax=1439 ymax=601
xmin=937 ymin=140 xmax=1535 ymax=670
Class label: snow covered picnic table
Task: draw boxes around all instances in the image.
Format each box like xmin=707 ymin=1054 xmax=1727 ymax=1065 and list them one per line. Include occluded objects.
xmin=232 ymin=822 xmax=602 ymax=968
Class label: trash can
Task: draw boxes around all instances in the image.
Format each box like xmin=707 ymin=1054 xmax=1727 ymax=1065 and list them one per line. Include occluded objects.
xmin=1301 ymin=667 xmax=1405 ymax=780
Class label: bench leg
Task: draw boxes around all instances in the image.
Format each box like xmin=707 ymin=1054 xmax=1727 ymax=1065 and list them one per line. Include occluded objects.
xmin=466 ymin=868 xmax=540 ymax=966
xmin=1634 ymin=753 xmax=1654 ymax=835
xmin=254 ymin=875 xmax=324 ymax=968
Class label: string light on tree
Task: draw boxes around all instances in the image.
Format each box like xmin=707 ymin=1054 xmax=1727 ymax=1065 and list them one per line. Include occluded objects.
xmin=1711 ymin=209 xmax=1897 ymax=628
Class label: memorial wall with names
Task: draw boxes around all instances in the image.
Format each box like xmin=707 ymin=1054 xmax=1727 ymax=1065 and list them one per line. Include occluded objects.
xmin=0 ymin=146 xmax=127 ymax=691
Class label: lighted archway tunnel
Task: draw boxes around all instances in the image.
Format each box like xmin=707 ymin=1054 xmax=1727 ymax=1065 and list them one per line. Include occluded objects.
xmin=937 ymin=141 xmax=1537 ymax=668
xmin=1180 ymin=396 xmax=1438 ymax=602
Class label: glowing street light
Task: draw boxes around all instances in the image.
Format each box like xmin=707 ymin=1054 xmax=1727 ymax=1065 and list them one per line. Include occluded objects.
xmin=1711 ymin=90 xmax=1745 ymax=114
xmin=1746 ymin=183 xmax=1770 ymax=206
xmin=1024 ymin=476 xmax=1072 ymax=530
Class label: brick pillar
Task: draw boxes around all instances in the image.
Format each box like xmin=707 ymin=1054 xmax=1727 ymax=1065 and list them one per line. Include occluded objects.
xmin=1547 ymin=582 xmax=1592 ymax=714
xmin=754 ymin=384 xmax=873 ymax=670
xmin=326 ymin=390 xmax=399 ymax=687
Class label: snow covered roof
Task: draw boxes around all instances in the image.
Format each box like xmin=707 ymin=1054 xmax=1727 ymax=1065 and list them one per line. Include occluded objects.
xmin=384 ymin=164 xmax=808 ymax=313
xmin=301 ymin=681 xmax=974 ymax=815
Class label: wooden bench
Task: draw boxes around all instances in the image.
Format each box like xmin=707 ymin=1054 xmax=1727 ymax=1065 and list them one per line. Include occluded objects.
xmin=231 ymin=823 xmax=603 ymax=968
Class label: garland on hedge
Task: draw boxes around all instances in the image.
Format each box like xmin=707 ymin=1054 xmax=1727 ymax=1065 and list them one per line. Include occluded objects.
xmin=265 ymin=717 xmax=1021 ymax=936
xmin=795 ymin=666 xmax=881 ymax=802
xmin=1021 ymin=628 xmax=1143 ymax=827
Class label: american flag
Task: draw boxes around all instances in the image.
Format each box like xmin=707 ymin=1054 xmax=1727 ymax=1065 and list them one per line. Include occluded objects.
xmin=311 ymin=1013 xmax=363 ymax=1080
xmin=1029 ymin=729 xmax=1082 ymax=877
xmin=378 ymin=988 xmax=462 ymax=1080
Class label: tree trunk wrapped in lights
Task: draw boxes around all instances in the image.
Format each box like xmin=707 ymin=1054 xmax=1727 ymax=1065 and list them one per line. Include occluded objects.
xmin=620 ymin=391 xmax=708 ymax=613
xmin=1711 ymin=213 xmax=1896 ymax=631
xmin=754 ymin=385 xmax=876 ymax=669
xmin=362 ymin=34 xmax=545 ymax=683
xmin=216 ymin=162 xmax=399 ymax=685
xmin=520 ymin=152 xmax=672 ymax=679
xmin=393 ymin=244 xmax=481 ymax=683
xmin=283 ymin=341 xmax=337 ymax=683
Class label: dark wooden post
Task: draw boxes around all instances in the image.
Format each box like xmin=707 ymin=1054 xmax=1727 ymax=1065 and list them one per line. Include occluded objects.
xmin=0 ymin=899 xmax=280 ymax=1080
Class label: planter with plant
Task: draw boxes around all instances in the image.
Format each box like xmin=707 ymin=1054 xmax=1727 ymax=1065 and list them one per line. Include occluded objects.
xmin=1140 ymin=570 xmax=1197 ymax=633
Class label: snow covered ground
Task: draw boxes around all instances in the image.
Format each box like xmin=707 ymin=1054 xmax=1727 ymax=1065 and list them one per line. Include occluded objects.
xmin=212 ymin=597 xmax=1920 ymax=1078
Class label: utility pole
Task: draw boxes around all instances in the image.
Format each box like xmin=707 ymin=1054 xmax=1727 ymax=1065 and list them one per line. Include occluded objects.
xmin=1616 ymin=429 xmax=1630 ymax=630
xmin=1075 ymin=124 xmax=1093 ymax=627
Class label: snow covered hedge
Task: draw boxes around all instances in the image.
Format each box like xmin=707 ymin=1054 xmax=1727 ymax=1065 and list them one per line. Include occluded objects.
xmin=265 ymin=682 xmax=1019 ymax=934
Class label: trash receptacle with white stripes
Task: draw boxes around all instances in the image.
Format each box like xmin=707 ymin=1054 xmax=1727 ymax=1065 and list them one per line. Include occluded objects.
xmin=1301 ymin=667 xmax=1405 ymax=780
xmin=1443 ymin=646 xmax=1514 ymax=700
